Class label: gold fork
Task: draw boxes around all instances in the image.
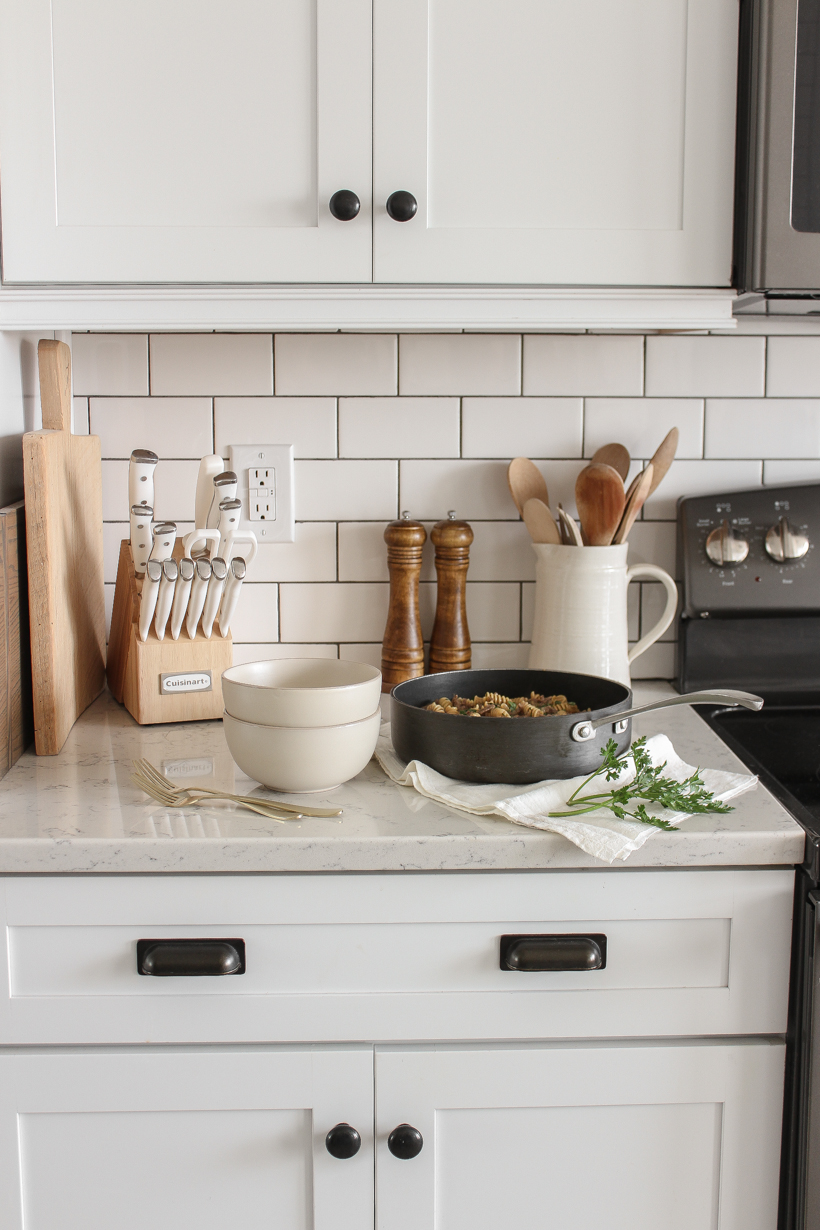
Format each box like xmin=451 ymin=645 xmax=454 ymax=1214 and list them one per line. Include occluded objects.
xmin=133 ymin=760 xmax=298 ymax=821
xmin=133 ymin=758 xmax=342 ymax=818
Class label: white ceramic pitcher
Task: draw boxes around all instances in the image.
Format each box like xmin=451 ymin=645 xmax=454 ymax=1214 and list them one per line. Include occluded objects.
xmin=527 ymin=543 xmax=678 ymax=687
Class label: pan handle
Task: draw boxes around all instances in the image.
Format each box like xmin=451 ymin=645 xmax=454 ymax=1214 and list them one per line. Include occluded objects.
xmin=569 ymin=689 xmax=763 ymax=743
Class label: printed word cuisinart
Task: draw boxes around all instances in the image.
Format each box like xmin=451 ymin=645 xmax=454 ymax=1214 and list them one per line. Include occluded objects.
xmin=160 ymin=672 xmax=213 ymax=696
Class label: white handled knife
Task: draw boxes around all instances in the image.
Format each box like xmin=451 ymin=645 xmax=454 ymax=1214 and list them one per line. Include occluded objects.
xmin=194 ymin=455 xmax=224 ymax=532
xmin=170 ymin=557 xmax=195 ymax=641
xmin=218 ymin=556 xmax=246 ymax=638
xmin=138 ymin=558 xmax=163 ymax=642
xmin=201 ymin=556 xmax=228 ymax=639
xmin=207 ymin=471 xmax=238 ymax=529
xmin=129 ymin=449 xmax=158 ymax=510
xmin=148 ymin=521 xmax=177 ymax=564
xmin=216 ymin=498 xmax=243 ymax=559
xmin=186 ymin=557 xmax=212 ymax=639
xmin=154 ymin=558 xmax=178 ymax=641
xmin=130 ymin=504 xmax=154 ymax=575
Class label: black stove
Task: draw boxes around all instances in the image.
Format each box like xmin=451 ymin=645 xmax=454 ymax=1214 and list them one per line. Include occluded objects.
xmin=677 ymin=483 xmax=820 ymax=1230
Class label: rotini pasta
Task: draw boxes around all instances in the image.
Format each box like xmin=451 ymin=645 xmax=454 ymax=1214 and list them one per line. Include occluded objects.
xmin=422 ymin=691 xmax=581 ymax=718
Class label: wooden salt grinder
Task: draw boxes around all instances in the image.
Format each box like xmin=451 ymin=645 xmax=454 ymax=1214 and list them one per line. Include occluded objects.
xmin=429 ymin=511 xmax=473 ymax=674
xmin=381 ymin=513 xmax=427 ymax=693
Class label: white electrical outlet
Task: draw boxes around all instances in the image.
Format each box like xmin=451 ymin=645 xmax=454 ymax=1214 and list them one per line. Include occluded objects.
xmin=229 ymin=444 xmax=294 ymax=543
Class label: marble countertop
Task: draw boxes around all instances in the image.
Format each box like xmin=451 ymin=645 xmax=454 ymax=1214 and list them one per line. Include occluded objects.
xmin=0 ymin=683 xmax=804 ymax=873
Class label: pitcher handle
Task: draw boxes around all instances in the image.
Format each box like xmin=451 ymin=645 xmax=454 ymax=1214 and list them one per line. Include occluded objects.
xmin=626 ymin=565 xmax=678 ymax=665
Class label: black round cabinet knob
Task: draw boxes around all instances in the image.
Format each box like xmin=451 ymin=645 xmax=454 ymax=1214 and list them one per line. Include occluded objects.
xmin=325 ymin=1123 xmax=362 ymax=1159
xmin=329 ymin=191 xmax=361 ymax=221
xmin=385 ymin=191 xmax=418 ymax=222
xmin=387 ymin=1123 xmax=423 ymax=1158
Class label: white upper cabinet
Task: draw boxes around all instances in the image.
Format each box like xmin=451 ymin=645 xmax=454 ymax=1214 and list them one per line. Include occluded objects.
xmin=0 ymin=0 xmax=372 ymax=282
xmin=373 ymin=0 xmax=740 ymax=285
xmin=0 ymin=0 xmax=739 ymax=290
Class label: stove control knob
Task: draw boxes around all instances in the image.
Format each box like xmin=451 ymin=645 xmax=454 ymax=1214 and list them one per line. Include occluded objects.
xmin=765 ymin=517 xmax=809 ymax=563
xmin=705 ymin=520 xmax=749 ymax=566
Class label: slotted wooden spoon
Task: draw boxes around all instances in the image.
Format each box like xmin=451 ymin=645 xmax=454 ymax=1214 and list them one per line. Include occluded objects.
xmin=613 ymin=463 xmax=654 ymax=544
xmin=591 ymin=442 xmax=630 ymax=482
xmin=507 ymin=457 xmax=549 ymax=517
xmin=575 ymin=462 xmax=626 ymax=546
xmin=522 ymin=497 xmax=561 ymax=544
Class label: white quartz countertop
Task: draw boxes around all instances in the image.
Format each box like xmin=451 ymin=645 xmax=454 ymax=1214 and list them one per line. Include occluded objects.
xmin=0 ymin=683 xmax=804 ymax=874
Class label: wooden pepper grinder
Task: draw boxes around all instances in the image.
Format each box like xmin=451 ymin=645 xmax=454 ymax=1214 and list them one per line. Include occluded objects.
xmin=429 ymin=511 xmax=473 ymax=674
xmin=381 ymin=512 xmax=427 ymax=693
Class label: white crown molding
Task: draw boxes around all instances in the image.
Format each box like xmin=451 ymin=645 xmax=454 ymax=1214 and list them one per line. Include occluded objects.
xmin=0 ymin=283 xmax=737 ymax=332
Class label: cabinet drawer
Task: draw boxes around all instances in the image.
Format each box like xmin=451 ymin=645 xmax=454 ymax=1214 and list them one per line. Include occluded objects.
xmin=0 ymin=870 xmax=793 ymax=1044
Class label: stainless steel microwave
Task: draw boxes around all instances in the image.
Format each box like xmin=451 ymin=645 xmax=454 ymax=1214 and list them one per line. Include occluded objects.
xmin=737 ymin=0 xmax=820 ymax=292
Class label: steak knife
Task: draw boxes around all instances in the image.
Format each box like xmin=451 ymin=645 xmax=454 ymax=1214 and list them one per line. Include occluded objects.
xmin=129 ymin=449 xmax=158 ymax=510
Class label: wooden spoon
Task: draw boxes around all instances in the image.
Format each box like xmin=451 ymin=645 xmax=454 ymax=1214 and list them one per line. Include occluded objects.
xmin=591 ymin=442 xmax=630 ymax=482
xmin=646 ymin=427 xmax=679 ymax=496
xmin=507 ymin=457 xmax=549 ymax=517
xmin=522 ymin=497 xmax=561 ymax=544
xmin=557 ymin=503 xmax=584 ymax=546
xmin=575 ymin=462 xmax=626 ymax=546
xmin=612 ymin=463 xmax=654 ymax=544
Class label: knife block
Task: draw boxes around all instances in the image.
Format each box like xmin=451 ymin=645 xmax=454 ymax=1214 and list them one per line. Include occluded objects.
xmin=106 ymin=539 xmax=232 ymax=725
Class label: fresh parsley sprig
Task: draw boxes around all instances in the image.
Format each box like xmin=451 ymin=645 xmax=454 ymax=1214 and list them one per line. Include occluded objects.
xmin=548 ymin=737 xmax=734 ymax=830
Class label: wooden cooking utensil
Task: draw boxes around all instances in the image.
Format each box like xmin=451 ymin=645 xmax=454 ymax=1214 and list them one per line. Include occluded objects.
xmin=507 ymin=457 xmax=549 ymax=517
xmin=613 ymin=463 xmax=654 ymax=544
xmin=575 ymin=463 xmax=626 ymax=546
xmin=557 ymin=504 xmax=584 ymax=546
xmin=591 ymin=442 xmax=630 ymax=482
xmin=522 ymin=497 xmax=561 ymax=544
xmin=23 ymin=340 xmax=106 ymax=755
xmin=429 ymin=513 xmax=474 ymax=674
xmin=647 ymin=427 xmax=679 ymax=496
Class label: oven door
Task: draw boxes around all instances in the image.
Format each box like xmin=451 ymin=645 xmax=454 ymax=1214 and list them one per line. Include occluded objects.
xmin=745 ymin=0 xmax=820 ymax=291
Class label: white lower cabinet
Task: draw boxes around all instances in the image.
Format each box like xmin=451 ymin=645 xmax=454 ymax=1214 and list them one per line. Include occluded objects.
xmin=0 ymin=1039 xmax=784 ymax=1230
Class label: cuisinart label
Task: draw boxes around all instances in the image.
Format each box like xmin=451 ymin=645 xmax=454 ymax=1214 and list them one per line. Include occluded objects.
xmin=160 ymin=671 xmax=213 ymax=695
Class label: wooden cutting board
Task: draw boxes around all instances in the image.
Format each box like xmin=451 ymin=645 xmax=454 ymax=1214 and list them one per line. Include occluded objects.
xmin=23 ymin=340 xmax=106 ymax=755
xmin=0 ymin=501 xmax=33 ymax=776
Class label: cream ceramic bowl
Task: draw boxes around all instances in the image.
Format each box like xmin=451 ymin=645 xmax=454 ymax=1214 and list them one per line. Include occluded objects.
xmin=222 ymin=708 xmax=381 ymax=792
xmin=222 ymin=658 xmax=382 ymax=728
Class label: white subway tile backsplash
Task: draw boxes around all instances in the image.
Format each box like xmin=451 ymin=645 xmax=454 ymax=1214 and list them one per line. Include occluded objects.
xmin=645 ymin=336 xmax=765 ymax=397
xmin=640 ymin=581 xmax=679 ymax=642
xmin=275 ymin=334 xmax=397 ymax=396
xmin=400 ymin=459 xmax=519 ymax=520
xmin=232 ymin=643 xmax=338 ymax=665
xmin=470 ymin=642 xmax=531 ymax=669
xmin=399 ymin=334 xmax=521 ymax=396
xmin=705 ymin=399 xmax=820 ymax=458
xmin=339 ymin=397 xmax=459 ymax=458
xmin=228 ymin=584 xmax=279 ymax=643
xmin=72 ymin=334 xmax=148 ymax=396
xmin=102 ymin=458 xmax=201 ymax=522
xmin=764 ymin=460 xmax=820 ymax=485
xmin=103 ymin=523 xmax=127 ymax=584
xmin=584 ymin=399 xmax=704 ymax=460
xmin=339 ymin=643 xmax=383 ymax=669
xmin=468 ymin=521 xmax=536 ymax=581
xmin=90 ymin=397 xmax=212 ymax=459
xmin=629 ymin=642 xmax=675 ymax=679
xmin=150 ymin=334 xmax=273 ymax=395
xmin=463 ymin=582 xmax=521 ymax=642
xmin=73 ymin=397 xmax=89 ymax=435
xmin=523 ymin=335 xmax=643 ymax=396
xmin=295 ymin=460 xmax=397 ymax=521
xmin=338 ymin=522 xmax=389 ymax=581
xmin=280 ymin=583 xmax=389 ymax=642
xmin=461 ymin=398 xmax=583 ymax=458
xmin=215 ymin=397 xmax=337 ymax=459
xmin=642 ymin=459 xmax=763 ymax=520
xmin=766 ymin=337 xmax=820 ymax=396
xmin=625 ymin=521 xmax=676 ymax=575
xmin=249 ymin=524 xmax=337 ymax=583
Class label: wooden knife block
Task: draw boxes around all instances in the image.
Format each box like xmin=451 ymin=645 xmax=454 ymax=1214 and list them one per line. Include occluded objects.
xmin=106 ymin=539 xmax=232 ymax=725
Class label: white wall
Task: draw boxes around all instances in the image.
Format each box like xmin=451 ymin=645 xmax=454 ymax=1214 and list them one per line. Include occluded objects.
xmin=72 ymin=317 xmax=820 ymax=680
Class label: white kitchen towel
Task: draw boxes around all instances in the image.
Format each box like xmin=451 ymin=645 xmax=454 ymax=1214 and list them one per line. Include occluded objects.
xmin=375 ymin=726 xmax=757 ymax=864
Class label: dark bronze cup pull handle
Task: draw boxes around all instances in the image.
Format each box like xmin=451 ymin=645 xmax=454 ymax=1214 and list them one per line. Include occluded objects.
xmin=500 ymin=934 xmax=607 ymax=972
xmin=137 ymin=939 xmax=245 ymax=976
xmin=325 ymin=1123 xmax=362 ymax=1158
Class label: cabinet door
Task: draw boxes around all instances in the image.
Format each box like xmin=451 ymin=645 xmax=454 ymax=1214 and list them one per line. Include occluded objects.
xmin=376 ymin=1042 xmax=784 ymax=1230
xmin=0 ymin=0 xmax=371 ymax=283
xmin=0 ymin=1048 xmax=373 ymax=1230
xmin=374 ymin=0 xmax=738 ymax=285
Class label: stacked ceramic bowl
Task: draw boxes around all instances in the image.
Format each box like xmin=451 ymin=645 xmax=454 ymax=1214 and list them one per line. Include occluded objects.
xmin=222 ymin=658 xmax=382 ymax=792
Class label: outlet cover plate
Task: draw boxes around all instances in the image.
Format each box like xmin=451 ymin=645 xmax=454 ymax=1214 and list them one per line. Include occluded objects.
xmin=229 ymin=444 xmax=294 ymax=543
